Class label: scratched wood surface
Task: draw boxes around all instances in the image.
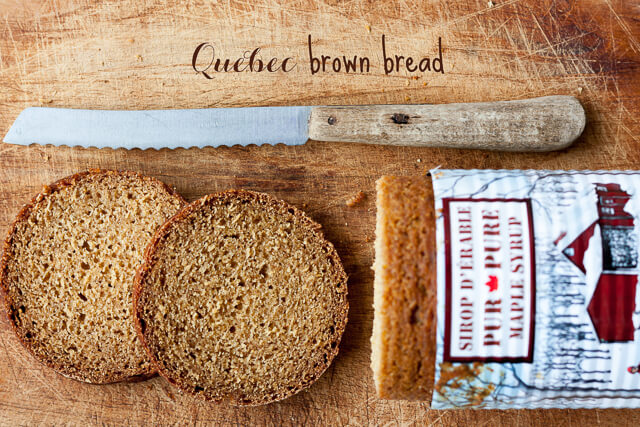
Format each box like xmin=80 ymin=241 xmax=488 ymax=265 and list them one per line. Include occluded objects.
xmin=0 ymin=0 xmax=639 ymax=425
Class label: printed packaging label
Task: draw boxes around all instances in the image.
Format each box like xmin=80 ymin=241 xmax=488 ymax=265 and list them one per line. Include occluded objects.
xmin=432 ymin=170 xmax=640 ymax=409
xmin=443 ymin=199 xmax=535 ymax=363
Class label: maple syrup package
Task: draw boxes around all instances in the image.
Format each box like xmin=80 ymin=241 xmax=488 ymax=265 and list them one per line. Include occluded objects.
xmin=372 ymin=170 xmax=640 ymax=409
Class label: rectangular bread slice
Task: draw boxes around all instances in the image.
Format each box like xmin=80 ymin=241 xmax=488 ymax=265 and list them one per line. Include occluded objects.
xmin=371 ymin=175 xmax=437 ymax=400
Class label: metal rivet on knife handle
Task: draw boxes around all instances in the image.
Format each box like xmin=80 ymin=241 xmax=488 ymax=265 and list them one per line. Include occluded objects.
xmin=307 ymin=95 xmax=586 ymax=152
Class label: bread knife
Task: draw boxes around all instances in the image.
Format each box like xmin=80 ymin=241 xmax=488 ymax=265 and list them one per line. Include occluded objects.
xmin=3 ymin=95 xmax=585 ymax=151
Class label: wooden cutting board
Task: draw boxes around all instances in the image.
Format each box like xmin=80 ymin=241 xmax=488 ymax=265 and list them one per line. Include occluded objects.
xmin=0 ymin=0 xmax=638 ymax=425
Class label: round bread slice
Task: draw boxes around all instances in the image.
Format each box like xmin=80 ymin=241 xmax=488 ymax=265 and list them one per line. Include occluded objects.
xmin=134 ymin=190 xmax=348 ymax=405
xmin=0 ymin=170 xmax=186 ymax=383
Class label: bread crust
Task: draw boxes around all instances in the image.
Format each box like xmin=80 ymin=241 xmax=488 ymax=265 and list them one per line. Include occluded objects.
xmin=371 ymin=175 xmax=436 ymax=401
xmin=0 ymin=169 xmax=186 ymax=384
xmin=134 ymin=190 xmax=349 ymax=405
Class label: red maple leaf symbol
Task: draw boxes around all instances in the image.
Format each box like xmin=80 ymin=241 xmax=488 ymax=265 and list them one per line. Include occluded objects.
xmin=485 ymin=275 xmax=499 ymax=292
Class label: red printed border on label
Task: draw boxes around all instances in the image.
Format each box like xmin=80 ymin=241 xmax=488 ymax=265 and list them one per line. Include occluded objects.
xmin=442 ymin=198 xmax=536 ymax=363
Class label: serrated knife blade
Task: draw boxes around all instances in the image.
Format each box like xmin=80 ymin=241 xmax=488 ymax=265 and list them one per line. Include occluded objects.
xmin=4 ymin=106 xmax=312 ymax=149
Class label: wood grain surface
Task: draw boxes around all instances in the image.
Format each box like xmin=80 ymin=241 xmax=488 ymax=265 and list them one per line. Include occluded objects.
xmin=0 ymin=0 xmax=639 ymax=425
xmin=308 ymin=96 xmax=586 ymax=150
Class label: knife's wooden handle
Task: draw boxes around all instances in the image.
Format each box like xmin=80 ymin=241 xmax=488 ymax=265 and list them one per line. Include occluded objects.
xmin=308 ymin=95 xmax=585 ymax=152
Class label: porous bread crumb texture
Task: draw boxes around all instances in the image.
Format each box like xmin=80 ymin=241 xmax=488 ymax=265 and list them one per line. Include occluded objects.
xmin=0 ymin=170 xmax=185 ymax=383
xmin=134 ymin=190 xmax=348 ymax=406
xmin=371 ymin=175 xmax=437 ymax=401
xmin=345 ymin=191 xmax=366 ymax=207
